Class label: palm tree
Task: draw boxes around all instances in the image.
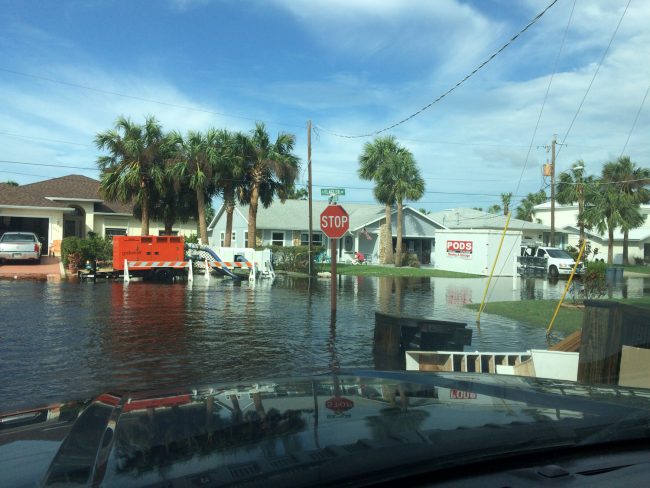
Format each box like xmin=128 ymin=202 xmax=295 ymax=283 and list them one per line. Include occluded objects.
xmin=358 ymin=136 xmax=402 ymax=264
xmin=170 ymin=129 xmax=221 ymax=244
xmin=239 ymin=123 xmax=300 ymax=248
xmin=373 ymin=148 xmax=425 ymax=267
xmin=515 ymin=190 xmax=546 ymax=222
xmin=96 ymin=116 xmax=167 ymax=235
xmin=216 ymin=130 xmax=247 ymax=247
xmin=556 ymin=161 xmax=593 ymax=243
xmin=583 ymin=170 xmax=629 ymax=265
xmin=501 ymin=192 xmax=512 ymax=216
xmin=487 ymin=204 xmax=501 ymax=215
xmin=603 ymin=156 xmax=650 ymax=264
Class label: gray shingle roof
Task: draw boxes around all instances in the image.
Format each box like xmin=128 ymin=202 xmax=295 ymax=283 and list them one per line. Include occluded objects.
xmin=428 ymin=208 xmax=551 ymax=231
xmin=223 ymin=200 xmax=387 ymax=231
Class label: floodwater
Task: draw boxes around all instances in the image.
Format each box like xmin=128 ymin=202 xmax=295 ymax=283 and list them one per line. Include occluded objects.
xmin=1 ymin=273 xmax=648 ymax=411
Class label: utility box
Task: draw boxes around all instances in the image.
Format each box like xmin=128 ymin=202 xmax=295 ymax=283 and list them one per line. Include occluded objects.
xmin=433 ymin=229 xmax=521 ymax=276
xmin=112 ymin=236 xmax=185 ymax=270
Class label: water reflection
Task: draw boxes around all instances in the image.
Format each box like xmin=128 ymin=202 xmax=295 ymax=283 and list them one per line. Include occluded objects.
xmin=1 ymin=275 xmax=649 ymax=411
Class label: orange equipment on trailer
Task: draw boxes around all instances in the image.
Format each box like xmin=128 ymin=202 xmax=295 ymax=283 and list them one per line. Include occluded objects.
xmin=112 ymin=236 xmax=186 ymax=271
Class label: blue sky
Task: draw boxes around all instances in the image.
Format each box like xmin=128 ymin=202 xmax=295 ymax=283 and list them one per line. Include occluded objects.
xmin=1 ymin=0 xmax=648 ymax=212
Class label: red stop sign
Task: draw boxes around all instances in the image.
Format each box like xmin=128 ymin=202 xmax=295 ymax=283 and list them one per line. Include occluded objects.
xmin=320 ymin=205 xmax=349 ymax=239
xmin=325 ymin=396 xmax=354 ymax=413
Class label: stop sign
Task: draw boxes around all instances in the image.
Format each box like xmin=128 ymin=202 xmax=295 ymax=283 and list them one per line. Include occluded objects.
xmin=325 ymin=396 xmax=354 ymax=413
xmin=320 ymin=205 xmax=349 ymax=239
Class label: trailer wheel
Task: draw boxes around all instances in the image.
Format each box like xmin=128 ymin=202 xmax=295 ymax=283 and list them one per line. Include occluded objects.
xmin=155 ymin=268 xmax=174 ymax=282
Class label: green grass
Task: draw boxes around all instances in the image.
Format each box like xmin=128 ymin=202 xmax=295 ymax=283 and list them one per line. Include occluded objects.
xmin=623 ymin=265 xmax=650 ymax=275
xmin=466 ymin=296 xmax=650 ymax=335
xmin=318 ymin=263 xmax=479 ymax=278
xmin=466 ymin=300 xmax=583 ymax=335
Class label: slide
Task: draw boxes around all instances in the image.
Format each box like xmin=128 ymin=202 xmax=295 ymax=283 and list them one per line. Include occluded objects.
xmin=186 ymin=244 xmax=242 ymax=280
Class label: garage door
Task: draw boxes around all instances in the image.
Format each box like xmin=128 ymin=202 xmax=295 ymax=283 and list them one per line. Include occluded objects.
xmin=0 ymin=217 xmax=50 ymax=254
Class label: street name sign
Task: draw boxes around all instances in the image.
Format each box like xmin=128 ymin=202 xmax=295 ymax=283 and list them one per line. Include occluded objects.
xmin=320 ymin=188 xmax=346 ymax=196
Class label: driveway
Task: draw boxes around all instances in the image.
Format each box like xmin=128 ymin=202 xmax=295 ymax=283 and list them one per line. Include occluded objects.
xmin=0 ymin=256 xmax=65 ymax=281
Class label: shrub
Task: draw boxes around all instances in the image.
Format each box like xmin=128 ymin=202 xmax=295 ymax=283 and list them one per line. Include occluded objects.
xmin=634 ymin=257 xmax=645 ymax=265
xmin=184 ymin=233 xmax=199 ymax=244
xmin=269 ymin=245 xmax=324 ymax=273
xmin=61 ymin=235 xmax=113 ymax=267
xmin=582 ymin=260 xmax=607 ymax=300
xmin=403 ymin=253 xmax=420 ymax=268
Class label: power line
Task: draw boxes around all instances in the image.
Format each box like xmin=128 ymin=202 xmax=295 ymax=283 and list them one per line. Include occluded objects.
xmin=0 ymin=130 xmax=93 ymax=147
xmin=314 ymin=0 xmax=559 ymax=139
xmin=0 ymin=159 xmax=97 ymax=171
xmin=620 ymin=81 xmax=650 ymax=157
xmin=557 ymin=0 xmax=631 ymax=159
xmin=0 ymin=67 xmax=305 ymax=130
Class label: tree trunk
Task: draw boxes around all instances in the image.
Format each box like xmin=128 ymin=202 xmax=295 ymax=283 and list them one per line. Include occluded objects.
xmin=248 ymin=181 xmax=260 ymax=250
xmin=141 ymin=179 xmax=150 ymax=236
xmin=196 ymin=187 xmax=208 ymax=245
xmin=578 ymin=197 xmax=585 ymax=244
xmin=623 ymin=229 xmax=629 ymax=265
xmin=164 ymin=218 xmax=174 ymax=235
xmin=608 ymin=224 xmax=614 ymax=265
xmin=383 ymin=204 xmax=394 ymax=265
xmin=395 ymin=201 xmax=404 ymax=267
xmin=224 ymin=185 xmax=234 ymax=247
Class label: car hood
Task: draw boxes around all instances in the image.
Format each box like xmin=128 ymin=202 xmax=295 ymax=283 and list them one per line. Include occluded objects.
xmin=3 ymin=370 xmax=650 ymax=487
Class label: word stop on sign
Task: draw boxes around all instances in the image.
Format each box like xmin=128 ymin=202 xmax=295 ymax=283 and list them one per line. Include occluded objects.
xmin=321 ymin=215 xmax=349 ymax=228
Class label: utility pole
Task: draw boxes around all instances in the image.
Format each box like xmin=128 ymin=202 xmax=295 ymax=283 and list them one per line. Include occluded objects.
xmin=550 ymin=135 xmax=556 ymax=247
xmin=307 ymin=120 xmax=313 ymax=277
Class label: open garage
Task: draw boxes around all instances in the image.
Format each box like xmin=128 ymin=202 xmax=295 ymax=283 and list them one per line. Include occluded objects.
xmin=0 ymin=216 xmax=50 ymax=254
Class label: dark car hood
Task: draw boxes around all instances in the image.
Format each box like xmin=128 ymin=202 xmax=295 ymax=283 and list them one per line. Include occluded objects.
xmin=3 ymin=370 xmax=650 ymax=487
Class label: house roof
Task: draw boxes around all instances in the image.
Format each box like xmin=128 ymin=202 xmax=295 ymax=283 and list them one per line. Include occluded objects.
xmin=427 ymin=207 xmax=552 ymax=232
xmin=0 ymin=174 xmax=133 ymax=214
xmin=209 ymin=200 xmax=444 ymax=232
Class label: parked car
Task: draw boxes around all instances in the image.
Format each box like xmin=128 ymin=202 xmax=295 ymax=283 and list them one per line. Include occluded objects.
xmin=522 ymin=245 xmax=583 ymax=278
xmin=0 ymin=232 xmax=42 ymax=264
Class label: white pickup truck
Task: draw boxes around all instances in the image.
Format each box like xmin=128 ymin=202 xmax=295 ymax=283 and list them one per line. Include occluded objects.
xmin=0 ymin=232 xmax=42 ymax=264
xmin=521 ymin=245 xmax=583 ymax=278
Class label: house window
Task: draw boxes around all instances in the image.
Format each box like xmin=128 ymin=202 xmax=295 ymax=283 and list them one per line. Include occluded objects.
xmin=158 ymin=230 xmax=179 ymax=236
xmin=220 ymin=232 xmax=235 ymax=246
xmin=245 ymin=231 xmax=249 ymax=248
xmin=105 ymin=228 xmax=127 ymax=237
xmin=300 ymin=233 xmax=323 ymax=246
xmin=272 ymin=232 xmax=284 ymax=246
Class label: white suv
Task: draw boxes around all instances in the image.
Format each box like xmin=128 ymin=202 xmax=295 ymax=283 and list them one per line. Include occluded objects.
xmin=534 ymin=246 xmax=584 ymax=278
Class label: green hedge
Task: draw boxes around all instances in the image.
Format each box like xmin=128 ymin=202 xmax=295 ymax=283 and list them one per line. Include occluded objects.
xmin=61 ymin=234 xmax=113 ymax=267
xmin=268 ymin=245 xmax=325 ymax=273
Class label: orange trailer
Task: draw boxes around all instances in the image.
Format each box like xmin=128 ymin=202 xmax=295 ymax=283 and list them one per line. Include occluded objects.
xmin=112 ymin=236 xmax=185 ymax=270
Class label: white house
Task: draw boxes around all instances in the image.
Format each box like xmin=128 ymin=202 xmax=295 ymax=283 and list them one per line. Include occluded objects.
xmin=207 ymin=200 xmax=445 ymax=264
xmin=534 ymin=202 xmax=650 ymax=264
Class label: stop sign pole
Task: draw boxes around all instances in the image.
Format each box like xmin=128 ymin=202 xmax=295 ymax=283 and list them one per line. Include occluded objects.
xmin=320 ymin=204 xmax=350 ymax=313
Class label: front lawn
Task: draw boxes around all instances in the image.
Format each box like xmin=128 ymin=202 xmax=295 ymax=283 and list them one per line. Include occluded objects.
xmin=623 ymin=265 xmax=650 ymax=275
xmin=466 ymin=296 xmax=650 ymax=335
xmin=320 ymin=264 xmax=479 ymax=278
xmin=466 ymin=300 xmax=583 ymax=335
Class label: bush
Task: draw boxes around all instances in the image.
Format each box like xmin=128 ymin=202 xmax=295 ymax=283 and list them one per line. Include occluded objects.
xmin=634 ymin=257 xmax=645 ymax=265
xmin=402 ymin=253 xmax=420 ymax=268
xmin=184 ymin=233 xmax=199 ymax=244
xmin=269 ymin=245 xmax=324 ymax=273
xmin=582 ymin=260 xmax=607 ymax=300
xmin=61 ymin=235 xmax=113 ymax=267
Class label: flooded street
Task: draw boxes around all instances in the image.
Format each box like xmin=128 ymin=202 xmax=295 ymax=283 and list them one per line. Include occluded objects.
xmin=1 ymin=273 xmax=648 ymax=411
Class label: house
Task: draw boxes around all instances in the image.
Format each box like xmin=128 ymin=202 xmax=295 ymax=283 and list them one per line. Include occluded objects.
xmin=0 ymin=175 xmax=197 ymax=255
xmin=426 ymin=207 xmax=564 ymax=246
xmin=534 ymin=202 xmax=650 ymax=264
xmin=207 ymin=200 xmax=445 ymax=264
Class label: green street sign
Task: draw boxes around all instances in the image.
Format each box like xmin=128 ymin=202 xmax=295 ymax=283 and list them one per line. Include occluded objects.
xmin=320 ymin=188 xmax=346 ymax=196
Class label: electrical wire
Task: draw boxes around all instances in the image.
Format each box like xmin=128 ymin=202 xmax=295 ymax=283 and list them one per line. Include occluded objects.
xmin=620 ymin=81 xmax=650 ymax=157
xmin=0 ymin=130 xmax=93 ymax=147
xmin=0 ymin=67 xmax=305 ymax=130
xmin=556 ymin=0 xmax=631 ymax=159
xmin=314 ymin=0 xmax=559 ymax=139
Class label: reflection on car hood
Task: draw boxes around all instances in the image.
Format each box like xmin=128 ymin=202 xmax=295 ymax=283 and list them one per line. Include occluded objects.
xmin=2 ymin=370 xmax=650 ymax=487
